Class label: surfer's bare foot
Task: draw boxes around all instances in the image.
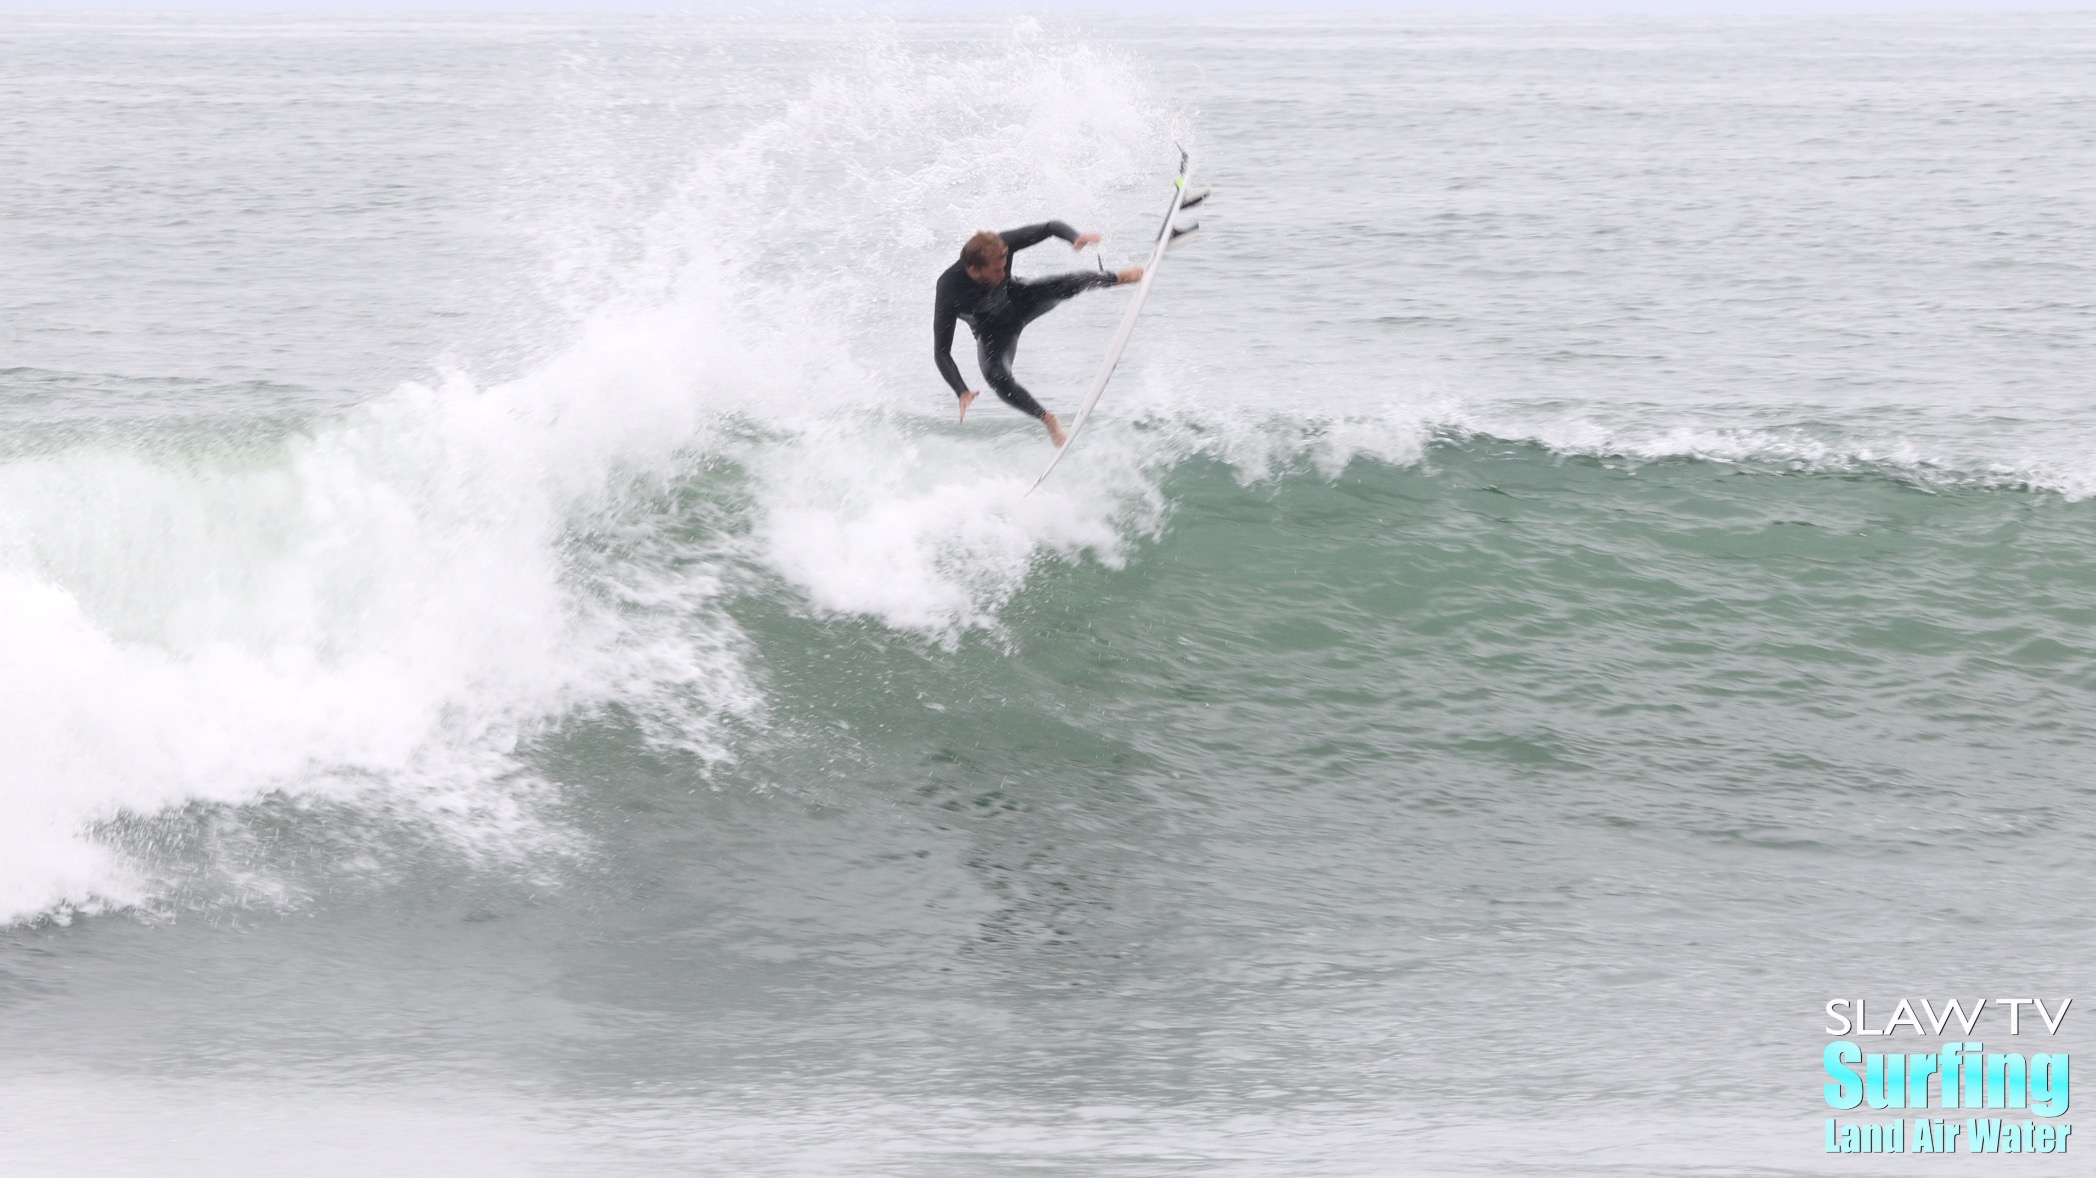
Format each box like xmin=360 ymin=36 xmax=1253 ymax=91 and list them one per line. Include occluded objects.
xmin=1115 ymin=266 xmax=1144 ymax=284
xmin=1043 ymin=413 xmax=1068 ymax=448
xmin=957 ymin=389 xmax=979 ymax=423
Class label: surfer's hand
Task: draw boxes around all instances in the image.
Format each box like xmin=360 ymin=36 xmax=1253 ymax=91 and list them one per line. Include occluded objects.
xmin=1115 ymin=266 xmax=1144 ymax=284
xmin=1072 ymin=233 xmax=1101 ymax=251
xmin=957 ymin=389 xmax=979 ymax=422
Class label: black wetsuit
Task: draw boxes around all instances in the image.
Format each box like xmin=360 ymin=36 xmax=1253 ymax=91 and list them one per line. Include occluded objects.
xmin=933 ymin=221 xmax=1119 ymax=420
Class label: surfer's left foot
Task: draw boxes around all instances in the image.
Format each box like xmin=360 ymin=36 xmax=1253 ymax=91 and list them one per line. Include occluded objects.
xmin=957 ymin=389 xmax=979 ymax=423
xmin=1043 ymin=413 xmax=1068 ymax=447
xmin=1115 ymin=266 xmax=1144 ymax=284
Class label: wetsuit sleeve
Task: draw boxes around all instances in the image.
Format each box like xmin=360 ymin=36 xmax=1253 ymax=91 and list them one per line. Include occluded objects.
xmin=932 ymin=284 xmax=968 ymax=395
xmin=998 ymin=221 xmax=1080 ymax=253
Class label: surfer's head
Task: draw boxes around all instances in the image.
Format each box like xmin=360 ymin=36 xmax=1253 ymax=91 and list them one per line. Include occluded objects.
xmin=961 ymin=231 xmax=1007 ymax=286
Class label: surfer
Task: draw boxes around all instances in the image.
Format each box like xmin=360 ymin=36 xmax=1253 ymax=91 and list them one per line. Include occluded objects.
xmin=933 ymin=223 xmax=1143 ymax=446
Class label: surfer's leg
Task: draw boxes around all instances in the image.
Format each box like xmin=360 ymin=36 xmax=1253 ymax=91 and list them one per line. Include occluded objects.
xmin=1010 ymin=271 xmax=1119 ymax=326
xmin=976 ymin=334 xmax=1067 ymax=446
xmin=977 ymin=335 xmax=1046 ymax=419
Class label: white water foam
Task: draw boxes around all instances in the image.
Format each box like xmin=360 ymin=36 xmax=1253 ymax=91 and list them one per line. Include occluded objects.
xmin=0 ymin=22 xmax=1193 ymax=923
xmin=1442 ymin=402 xmax=2096 ymax=499
xmin=0 ymin=235 xmax=799 ymax=924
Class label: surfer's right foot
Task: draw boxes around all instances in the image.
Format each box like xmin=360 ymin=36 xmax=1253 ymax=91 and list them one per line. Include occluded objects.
xmin=1115 ymin=266 xmax=1144 ymax=284
xmin=1043 ymin=413 xmax=1068 ymax=448
xmin=957 ymin=389 xmax=979 ymax=422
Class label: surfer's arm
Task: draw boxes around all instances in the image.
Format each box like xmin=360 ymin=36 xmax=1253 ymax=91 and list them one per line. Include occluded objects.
xmin=932 ymin=300 xmax=969 ymax=395
xmin=999 ymin=221 xmax=1084 ymax=253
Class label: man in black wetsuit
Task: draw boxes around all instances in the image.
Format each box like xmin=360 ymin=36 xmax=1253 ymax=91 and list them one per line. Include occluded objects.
xmin=933 ymin=222 xmax=1142 ymax=447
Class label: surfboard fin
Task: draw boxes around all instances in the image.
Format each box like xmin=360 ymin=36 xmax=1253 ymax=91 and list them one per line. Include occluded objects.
xmin=1178 ymin=186 xmax=1210 ymax=211
xmin=1167 ymin=222 xmax=1200 ymax=250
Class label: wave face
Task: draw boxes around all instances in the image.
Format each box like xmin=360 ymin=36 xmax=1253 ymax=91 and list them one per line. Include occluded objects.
xmin=3 ymin=13 xmax=2096 ymax=1174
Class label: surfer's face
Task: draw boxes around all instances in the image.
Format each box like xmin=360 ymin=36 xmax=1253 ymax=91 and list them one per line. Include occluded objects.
xmin=966 ymin=249 xmax=1007 ymax=286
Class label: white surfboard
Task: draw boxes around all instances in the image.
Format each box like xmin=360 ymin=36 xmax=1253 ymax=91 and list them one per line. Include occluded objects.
xmin=1027 ymin=152 xmax=1201 ymax=495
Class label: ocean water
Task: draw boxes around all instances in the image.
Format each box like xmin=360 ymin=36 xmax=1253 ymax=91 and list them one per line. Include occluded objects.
xmin=2 ymin=12 xmax=2093 ymax=1175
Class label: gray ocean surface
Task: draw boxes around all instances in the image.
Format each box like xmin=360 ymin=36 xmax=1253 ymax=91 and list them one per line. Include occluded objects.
xmin=2 ymin=13 xmax=2093 ymax=1175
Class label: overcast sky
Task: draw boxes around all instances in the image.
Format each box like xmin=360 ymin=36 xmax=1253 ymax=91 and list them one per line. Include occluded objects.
xmin=3 ymin=1 xmax=2089 ymax=14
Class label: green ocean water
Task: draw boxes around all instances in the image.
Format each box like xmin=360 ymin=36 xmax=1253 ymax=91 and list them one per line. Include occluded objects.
xmin=3 ymin=13 xmax=2094 ymax=1176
